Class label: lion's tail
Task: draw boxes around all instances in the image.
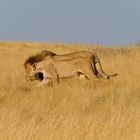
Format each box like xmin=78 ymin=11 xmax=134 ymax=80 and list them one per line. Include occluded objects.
xmin=91 ymin=53 xmax=118 ymax=79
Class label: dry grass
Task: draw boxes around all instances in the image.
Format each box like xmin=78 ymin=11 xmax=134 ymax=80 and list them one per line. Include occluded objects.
xmin=0 ymin=41 xmax=140 ymax=140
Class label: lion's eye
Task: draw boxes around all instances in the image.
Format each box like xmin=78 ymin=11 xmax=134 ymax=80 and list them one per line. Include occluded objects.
xmin=32 ymin=64 xmax=37 ymax=70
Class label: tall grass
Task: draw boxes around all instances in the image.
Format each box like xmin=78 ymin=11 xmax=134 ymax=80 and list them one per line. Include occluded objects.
xmin=0 ymin=42 xmax=140 ymax=140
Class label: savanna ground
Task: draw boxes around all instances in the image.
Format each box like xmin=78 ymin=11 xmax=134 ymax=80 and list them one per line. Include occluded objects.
xmin=0 ymin=41 xmax=140 ymax=140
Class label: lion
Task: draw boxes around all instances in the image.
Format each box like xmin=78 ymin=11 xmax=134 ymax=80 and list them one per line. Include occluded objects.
xmin=24 ymin=50 xmax=118 ymax=82
xmin=28 ymin=56 xmax=100 ymax=86
xmin=24 ymin=54 xmax=118 ymax=86
xmin=41 ymin=50 xmax=119 ymax=79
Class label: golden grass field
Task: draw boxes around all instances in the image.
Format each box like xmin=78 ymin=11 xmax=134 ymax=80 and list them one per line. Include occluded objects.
xmin=0 ymin=41 xmax=140 ymax=140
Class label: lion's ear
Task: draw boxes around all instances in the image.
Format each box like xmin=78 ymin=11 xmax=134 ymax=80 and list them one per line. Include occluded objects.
xmin=32 ymin=63 xmax=37 ymax=70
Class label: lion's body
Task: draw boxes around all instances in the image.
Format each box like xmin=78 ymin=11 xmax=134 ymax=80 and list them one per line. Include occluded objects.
xmin=24 ymin=50 xmax=118 ymax=86
xmin=42 ymin=50 xmax=118 ymax=78
xmin=46 ymin=57 xmax=96 ymax=79
xmin=33 ymin=57 xmax=98 ymax=86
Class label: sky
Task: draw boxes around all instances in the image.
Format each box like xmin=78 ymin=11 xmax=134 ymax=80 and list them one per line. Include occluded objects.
xmin=0 ymin=0 xmax=140 ymax=45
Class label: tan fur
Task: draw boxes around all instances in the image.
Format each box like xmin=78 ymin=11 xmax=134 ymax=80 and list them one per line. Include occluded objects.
xmin=32 ymin=57 xmax=102 ymax=86
xmin=24 ymin=50 xmax=118 ymax=85
xmin=42 ymin=50 xmax=118 ymax=79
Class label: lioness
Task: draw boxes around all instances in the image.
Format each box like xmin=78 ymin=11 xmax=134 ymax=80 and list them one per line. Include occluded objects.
xmin=30 ymin=56 xmax=101 ymax=86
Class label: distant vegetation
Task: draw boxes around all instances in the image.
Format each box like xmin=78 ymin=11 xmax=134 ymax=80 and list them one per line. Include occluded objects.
xmin=0 ymin=41 xmax=140 ymax=140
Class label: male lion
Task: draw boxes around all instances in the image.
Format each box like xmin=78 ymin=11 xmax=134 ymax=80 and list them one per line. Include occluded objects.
xmin=28 ymin=55 xmax=118 ymax=86
xmin=24 ymin=50 xmax=118 ymax=80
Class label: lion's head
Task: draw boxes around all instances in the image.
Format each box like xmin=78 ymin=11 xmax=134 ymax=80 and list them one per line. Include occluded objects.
xmin=24 ymin=50 xmax=56 ymax=81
